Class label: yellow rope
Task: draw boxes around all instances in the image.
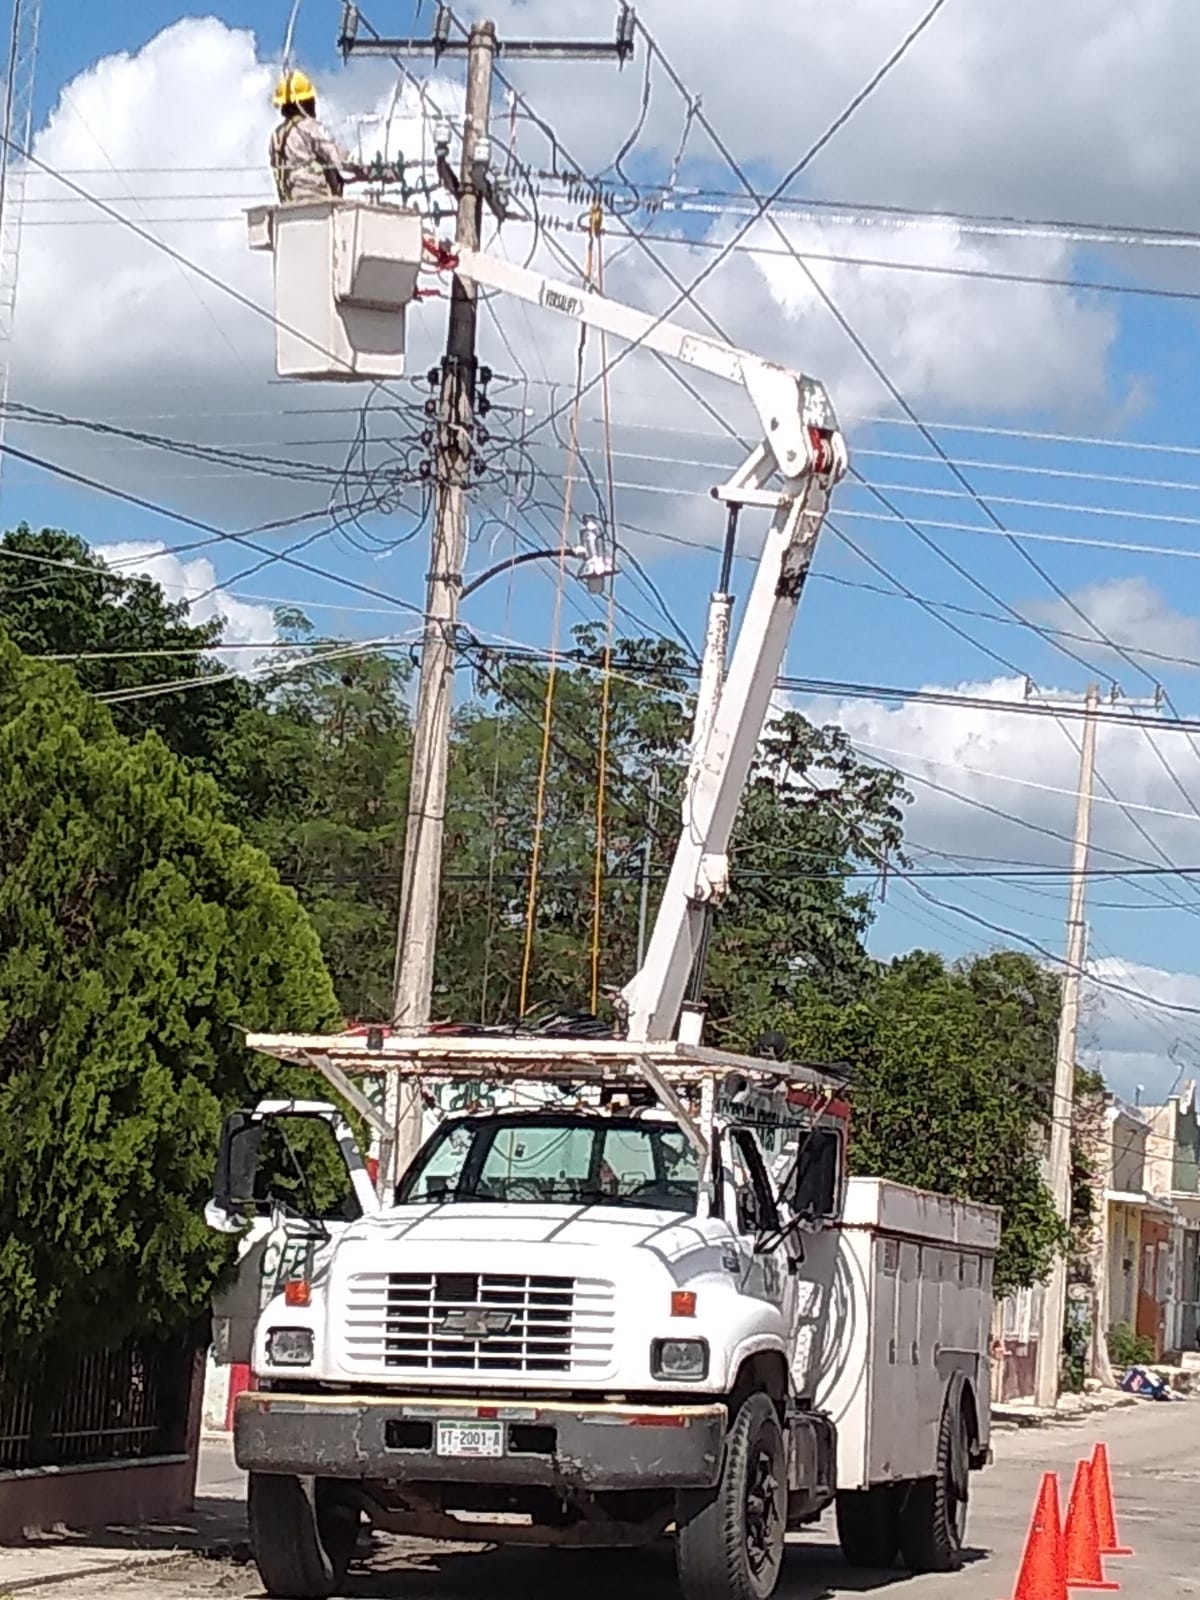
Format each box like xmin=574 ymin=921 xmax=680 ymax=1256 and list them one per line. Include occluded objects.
xmin=517 ymin=218 xmax=598 ymax=1019
xmin=589 ymin=218 xmax=619 ymax=1015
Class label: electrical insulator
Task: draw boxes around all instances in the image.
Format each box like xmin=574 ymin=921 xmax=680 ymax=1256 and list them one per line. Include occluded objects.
xmin=476 ymin=425 xmax=489 ymax=446
xmin=421 ymin=428 xmax=433 ymax=447
xmin=419 ymin=460 xmax=432 ymax=479
xmin=424 ymin=398 xmax=437 ymax=416
xmin=427 ymin=366 xmax=440 ymax=388
xmin=477 ymin=394 xmax=491 ymax=417
xmin=479 ymin=365 xmax=493 ymax=386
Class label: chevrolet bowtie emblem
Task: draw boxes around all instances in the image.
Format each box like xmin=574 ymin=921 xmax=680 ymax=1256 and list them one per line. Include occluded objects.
xmin=436 ymin=1307 xmax=515 ymax=1338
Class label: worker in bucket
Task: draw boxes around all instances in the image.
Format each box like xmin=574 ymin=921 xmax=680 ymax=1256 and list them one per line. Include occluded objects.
xmin=269 ymin=69 xmax=368 ymax=203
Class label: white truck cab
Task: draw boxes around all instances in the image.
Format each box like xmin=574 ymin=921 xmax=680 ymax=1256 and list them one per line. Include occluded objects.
xmin=208 ymin=1039 xmax=998 ymax=1600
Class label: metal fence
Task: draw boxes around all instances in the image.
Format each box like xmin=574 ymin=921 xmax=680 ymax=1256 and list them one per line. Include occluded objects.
xmin=0 ymin=1338 xmax=192 ymax=1472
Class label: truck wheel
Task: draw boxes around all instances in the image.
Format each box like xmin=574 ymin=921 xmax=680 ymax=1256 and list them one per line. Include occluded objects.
xmin=676 ymin=1393 xmax=787 ymax=1600
xmin=897 ymin=1397 xmax=968 ymax=1573
xmin=835 ymin=1485 xmax=899 ymax=1569
xmin=248 ymin=1471 xmax=361 ymax=1599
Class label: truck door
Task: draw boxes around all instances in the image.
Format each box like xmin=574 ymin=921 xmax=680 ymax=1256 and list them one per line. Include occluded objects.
xmin=205 ymin=1099 xmax=379 ymax=1367
xmin=724 ymin=1127 xmax=794 ymax=1319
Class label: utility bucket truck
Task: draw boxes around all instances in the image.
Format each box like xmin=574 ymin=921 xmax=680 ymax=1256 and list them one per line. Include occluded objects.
xmin=219 ymin=199 xmax=999 ymax=1598
xmin=209 ymin=1041 xmax=998 ymax=1600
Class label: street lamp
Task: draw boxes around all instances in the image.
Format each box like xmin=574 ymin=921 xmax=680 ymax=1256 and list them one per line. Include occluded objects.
xmin=460 ymin=515 xmax=618 ymax=600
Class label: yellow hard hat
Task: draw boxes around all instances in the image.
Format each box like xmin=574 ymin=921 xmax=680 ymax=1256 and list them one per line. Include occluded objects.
xmin=274 ymin=68 xmax=315 ymax=107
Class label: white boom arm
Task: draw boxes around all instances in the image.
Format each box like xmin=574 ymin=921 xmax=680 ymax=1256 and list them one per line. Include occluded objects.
xmin=453 ymin=245 xmax=848 ymax=1043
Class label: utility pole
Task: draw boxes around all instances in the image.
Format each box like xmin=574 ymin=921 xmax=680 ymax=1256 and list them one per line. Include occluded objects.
xmin=1034 ymin=683 xmax=1100 ymax=1410
xmin=338 ymin=5 xmax=635 ymax=1184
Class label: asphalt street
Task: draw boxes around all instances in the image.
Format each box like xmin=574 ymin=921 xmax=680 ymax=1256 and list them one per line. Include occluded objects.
xmin=12 ymin=1400 xmax=1197 ymax=1598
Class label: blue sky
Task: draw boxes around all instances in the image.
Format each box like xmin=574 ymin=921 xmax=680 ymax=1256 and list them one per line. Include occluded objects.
xmin=11 ymin=0 xmax=1200 ymax=1094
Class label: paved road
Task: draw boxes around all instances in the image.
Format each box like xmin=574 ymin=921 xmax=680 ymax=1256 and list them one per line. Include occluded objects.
xmin=21 ymin=1401 xmax=1200 ymax=1598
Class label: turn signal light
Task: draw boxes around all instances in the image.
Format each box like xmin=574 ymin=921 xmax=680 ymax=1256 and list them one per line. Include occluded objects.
xmin=285 ymin=1280 xmax=312 ymax=1307
xmin=670 ymin=1291 xmax=696 ymax=1318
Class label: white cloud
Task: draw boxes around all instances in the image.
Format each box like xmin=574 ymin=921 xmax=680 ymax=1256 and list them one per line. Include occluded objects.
xmin=2 ymin=13 xmax=1130 ymax=544
xmin=1085 ymin=958 xmax=1200 ymax=1104
xmin=785 ymin=670 xmax=1200 ymax=1099
xmin=804 ymin=672 xmax=1200 ymax=873
xmin=1028 ymin=578 xmax=1200 ymax=673
xmin=465 ymin=0 xmax=1200 ymax=228
xmin=95 ymin=540 xmax=278 ymax=669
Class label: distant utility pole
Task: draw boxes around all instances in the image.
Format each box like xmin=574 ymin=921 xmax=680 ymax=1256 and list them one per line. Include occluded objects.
xmin=1034 ymin=680 xmax=1100 ymax=1412
xmin=1029 ymin=680 xmax=1161 ymax=1407
xmin=339 ymin=4 xmax=635 ymax=1184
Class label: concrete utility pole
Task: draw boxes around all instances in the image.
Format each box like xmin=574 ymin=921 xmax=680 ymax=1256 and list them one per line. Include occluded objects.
xmin=339 ymin=6 xmax=635 ymax=1185
xmin=388 ymin=22 xmax=494 ymax=1181
xmin=1034 ymin=681 xmax=1101 ymax=1410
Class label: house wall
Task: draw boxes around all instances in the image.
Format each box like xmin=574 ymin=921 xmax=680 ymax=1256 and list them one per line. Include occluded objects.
xmin=1107 ymin=1202 xmax=1141 ymax=1330
xmin=1112 ymin=1115 xmax=1148 ymax=1195
xmin=1173 ymin=1100 xmax=1200 ymax=1194
xmin=1180 ymin=1232 xmax=1200 ymax=1351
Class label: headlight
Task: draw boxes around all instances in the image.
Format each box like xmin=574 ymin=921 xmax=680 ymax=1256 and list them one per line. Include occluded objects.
xmin=266 ymin=1327 xmax=314 ymax=1367
xmin=651 ymin=1337 xmax=709 ymax=1381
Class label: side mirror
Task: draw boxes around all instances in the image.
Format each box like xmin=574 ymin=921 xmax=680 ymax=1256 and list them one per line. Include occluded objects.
xmin=211 ymin=1111 xmax=266 ymax=1223
xmin=789 ymin=1128 xmax=843 ymax=1222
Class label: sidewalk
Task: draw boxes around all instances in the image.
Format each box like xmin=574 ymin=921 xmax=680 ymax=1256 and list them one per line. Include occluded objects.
xmin=992 ymin=1383 xmax=1140 ymax=1429
xmin=0 ymin=1441 xmax=247 ymax=1593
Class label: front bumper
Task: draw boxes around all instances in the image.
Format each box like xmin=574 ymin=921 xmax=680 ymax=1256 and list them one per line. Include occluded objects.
xmin=235 ymin=1390 xmax=726 ymax=1491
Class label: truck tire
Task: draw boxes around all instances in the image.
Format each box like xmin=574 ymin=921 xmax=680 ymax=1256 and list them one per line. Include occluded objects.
xmin=676 ymin=1393 xmax=787 ymax=1600
xmin=835 ymin=1485 xmax=899 ymax=1569
xmin=897 ymin=1396 xmax=968 ymax=1573
xmin=248 ymin=1471 xmax=361 ymax=1599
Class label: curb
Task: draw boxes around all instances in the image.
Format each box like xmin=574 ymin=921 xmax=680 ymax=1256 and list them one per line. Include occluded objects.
xmin=993 ymin=1392 xmax=1144 ymax=1430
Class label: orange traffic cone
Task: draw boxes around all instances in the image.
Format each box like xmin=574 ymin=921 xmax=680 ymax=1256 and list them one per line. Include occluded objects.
xmin=1063 ymin=1458 xmax=1119 ymax=1591
xmin=1090 ymin=1442 xmax=1133 ymax=1558
xmin=1000 ymin=1471 xmax=1067 ymax=1600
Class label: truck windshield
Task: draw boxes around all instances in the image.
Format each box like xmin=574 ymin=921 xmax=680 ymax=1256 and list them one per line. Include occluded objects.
xmin=397 ymin=1116 xmax=700 ymax=1212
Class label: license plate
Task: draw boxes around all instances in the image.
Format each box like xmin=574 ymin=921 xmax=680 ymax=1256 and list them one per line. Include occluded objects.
xmin=435 ymin=1420 xmax=505 ymax=1458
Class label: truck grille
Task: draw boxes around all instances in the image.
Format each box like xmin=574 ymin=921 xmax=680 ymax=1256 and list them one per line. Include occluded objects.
xmin=344 ymin=1271 xmax=616 ymax=1375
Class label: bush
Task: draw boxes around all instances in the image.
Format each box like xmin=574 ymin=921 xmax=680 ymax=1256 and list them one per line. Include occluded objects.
xmin=1107 ymin=1322 xmax=1155 ymax=1368
xmin=0 ymin=634 xmax=341 ymax=1365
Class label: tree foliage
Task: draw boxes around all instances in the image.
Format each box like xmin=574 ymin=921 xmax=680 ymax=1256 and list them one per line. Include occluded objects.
xmin=0 ymin=632 xmax=339 ymax=1363
xmin=220 ymin=607 xmax=412 ymax=1018
xmin=0 ymin=525 xmax=255 ymax=772
xmin=773 ymin=949 xmax=1070 ymax=1294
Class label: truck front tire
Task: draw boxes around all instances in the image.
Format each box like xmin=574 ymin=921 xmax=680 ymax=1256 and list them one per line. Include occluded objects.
xmin=676 ymin=1393 xmax=787 ymax=1600
xmin=897 ymin=1396 xmax=969 ymax=1573
xmin=835 ymin=1484 xmax=899 ymax=1569
xmin=248 ymin=1471 xmax=361 ymax=1599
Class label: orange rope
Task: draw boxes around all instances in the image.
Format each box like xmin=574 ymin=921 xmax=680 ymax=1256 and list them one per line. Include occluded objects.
xmin=517 ymin=221 xmax=597 ymax=1019
xmin=590 ymin=218 xmax=619 ymax=1014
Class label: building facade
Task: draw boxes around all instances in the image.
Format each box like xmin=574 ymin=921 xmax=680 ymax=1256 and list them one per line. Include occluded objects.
xmin=1144 ymin=1081 xmax=1200 ymax=1357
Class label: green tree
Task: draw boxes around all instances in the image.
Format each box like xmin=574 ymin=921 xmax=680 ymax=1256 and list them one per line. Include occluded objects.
xmin=0 ymin=632 xmax=340 ymax=1364
xmin=0 ymin=525 xmax=259 ymax=772
xmin=777 ymin=950 xmax=1068 ymax=1294
xmin=437 ymin=629 xmax=909 ymax=1032
xmin=438 ymin=628 xmax=691 ymax=1021
xmin=221 ymin=608 xmax=413 ymax=1019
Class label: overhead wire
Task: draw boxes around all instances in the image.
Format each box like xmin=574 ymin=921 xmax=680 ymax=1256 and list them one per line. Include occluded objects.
xmin=629 ymin=16 xmax=1200 ymax=925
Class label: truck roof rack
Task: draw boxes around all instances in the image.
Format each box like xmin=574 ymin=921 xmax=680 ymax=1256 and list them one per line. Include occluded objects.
xmin=245 ymin=1031 xmax=850 ymax=1161
xmin=246 ymin=1030 xmax=844 ymax=1088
